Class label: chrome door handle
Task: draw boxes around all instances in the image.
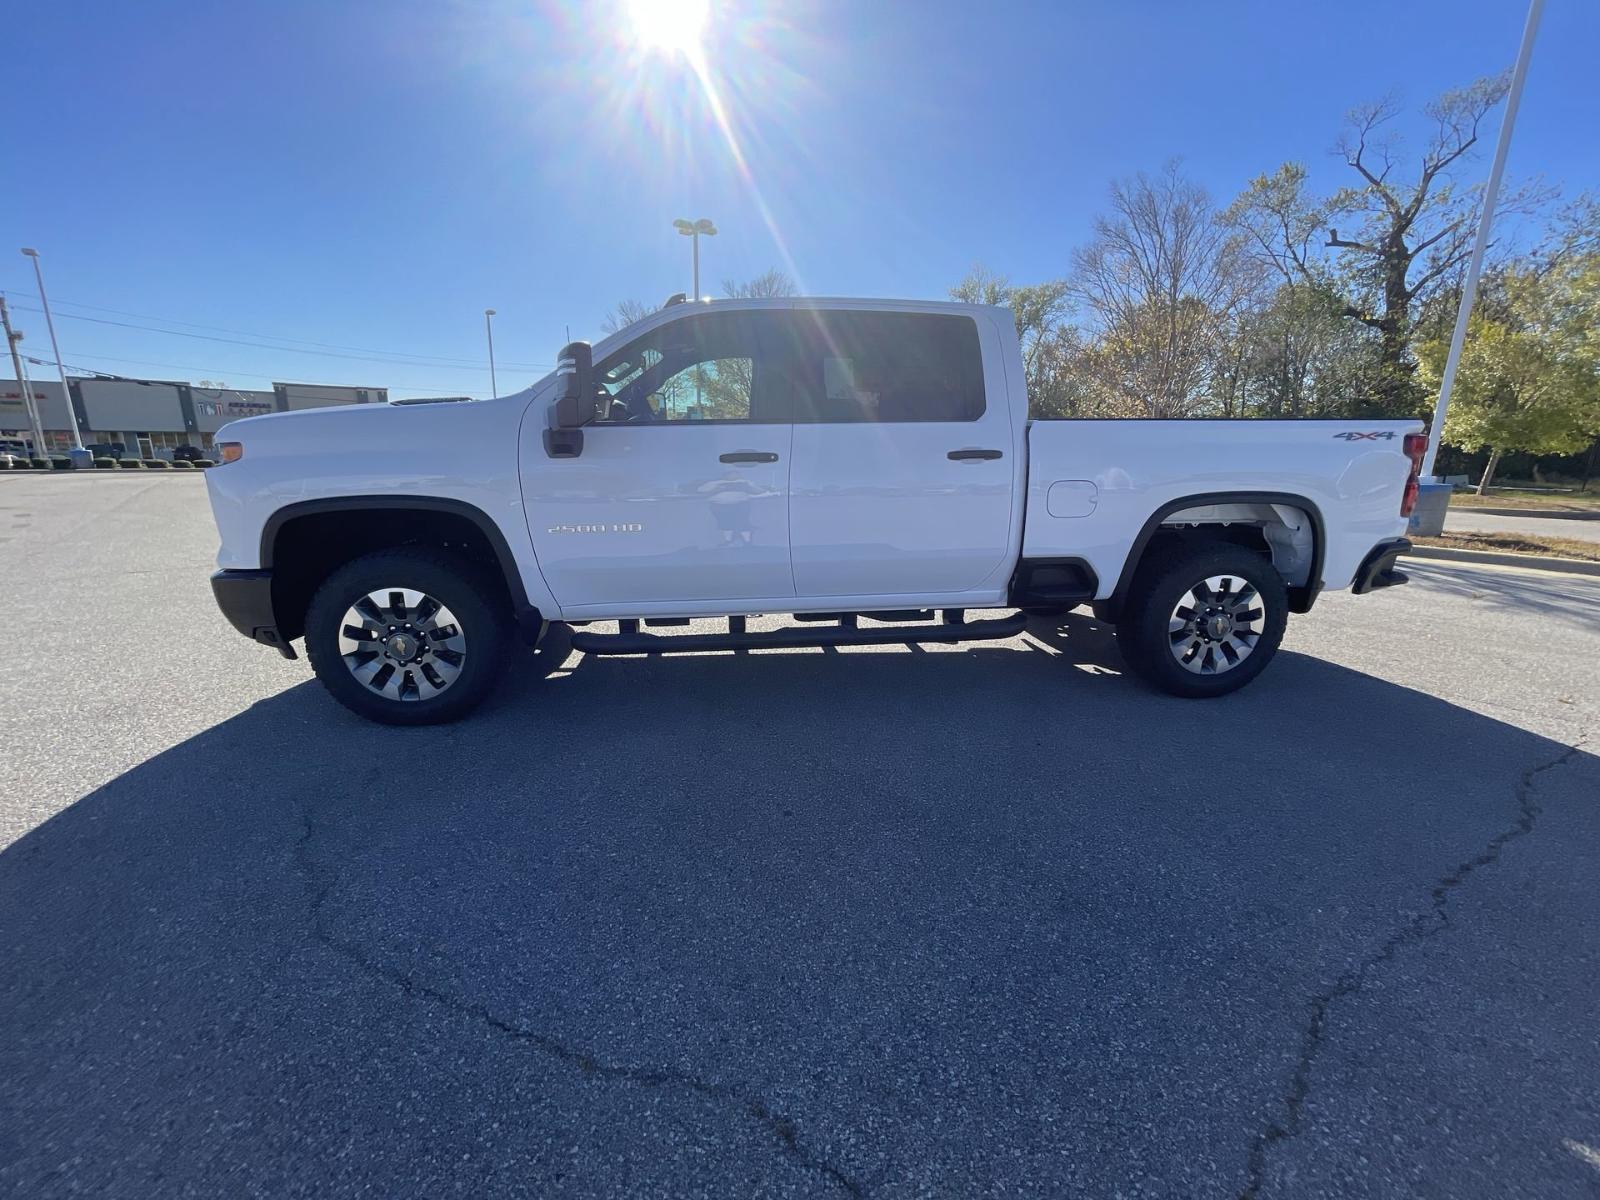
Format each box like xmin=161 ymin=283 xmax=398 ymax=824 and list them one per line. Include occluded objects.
xmin=720 ymin=451 xmax=779 ymax=464
xmin=948 ymin=448 xmax=1002 ymax=461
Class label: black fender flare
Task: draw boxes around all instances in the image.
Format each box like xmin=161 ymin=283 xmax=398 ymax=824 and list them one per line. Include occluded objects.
xmin=1099 ymin=490 xmax=1326 ymax=619
xmin=260 ymin=494 xmax=535 ymax=614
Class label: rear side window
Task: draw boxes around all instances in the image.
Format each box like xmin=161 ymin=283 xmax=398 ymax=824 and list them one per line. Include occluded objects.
xmin=777 ymin=311 xmax=986 ymax=423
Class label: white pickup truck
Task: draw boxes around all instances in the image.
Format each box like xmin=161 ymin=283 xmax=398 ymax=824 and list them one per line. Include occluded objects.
xmin=205 ymin=298 xmax=1421 ymax=724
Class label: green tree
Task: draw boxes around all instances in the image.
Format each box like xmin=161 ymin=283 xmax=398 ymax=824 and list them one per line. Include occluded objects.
xmin=1424 ymin=261 xmax=1600 ymax=493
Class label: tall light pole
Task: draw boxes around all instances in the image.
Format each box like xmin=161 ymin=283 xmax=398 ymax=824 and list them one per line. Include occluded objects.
xmin=1419 ymin=0 xmax=1545 ymax=481
xmin=673 ymin=217 xmax=717 ymax=300
xmin=0 ymin=296 xmax=48 ymax=457
xmin=19 ymin=248 xmax=84 ymax=451
xmin=484 ymin=308 xmax=498 ymax=399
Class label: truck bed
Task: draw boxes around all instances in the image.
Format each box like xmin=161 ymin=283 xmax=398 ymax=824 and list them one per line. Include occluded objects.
xmin=1021 ymin=419 xmax=1422 ymax=600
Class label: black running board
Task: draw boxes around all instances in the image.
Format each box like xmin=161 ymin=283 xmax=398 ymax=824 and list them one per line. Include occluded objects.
xmin=568 ymin=611 xmax=1026 ymax=655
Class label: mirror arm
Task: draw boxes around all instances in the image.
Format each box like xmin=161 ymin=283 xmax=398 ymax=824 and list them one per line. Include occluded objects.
xmin=543 ymin=425 xmax=583 ymax=458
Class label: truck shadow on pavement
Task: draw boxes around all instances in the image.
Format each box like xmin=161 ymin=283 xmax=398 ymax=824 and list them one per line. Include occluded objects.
xmin=2 ymin=621 xmax=1597 ymax=1199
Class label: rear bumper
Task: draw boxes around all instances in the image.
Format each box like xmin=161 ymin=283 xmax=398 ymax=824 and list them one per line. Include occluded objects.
xmin=1351 ymin=538 xmax=1411 ymax=594
xmin=210 ymin=568 xmax=297 ymax=659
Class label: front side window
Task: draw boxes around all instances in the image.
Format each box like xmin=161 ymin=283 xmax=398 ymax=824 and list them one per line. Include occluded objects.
xmin=591 ymin=311 xmax=778 ymax=424
xmin=777 ymin=311 xmax=986 ymax=422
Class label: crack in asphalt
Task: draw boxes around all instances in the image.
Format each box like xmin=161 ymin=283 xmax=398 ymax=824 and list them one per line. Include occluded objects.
xmin=292 ymin=803 xmax=864 ymax=1198
xmin=1238 ymin=738 xmax=1586 ymax=1199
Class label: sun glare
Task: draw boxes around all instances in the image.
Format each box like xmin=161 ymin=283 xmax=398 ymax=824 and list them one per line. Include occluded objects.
xmin=625 ymin=0 xmax=711 ymax=57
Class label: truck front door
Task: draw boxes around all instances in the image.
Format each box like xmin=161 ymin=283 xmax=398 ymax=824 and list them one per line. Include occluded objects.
xmin=524 ymin=309 xmax=794 ymax=612
xmin=780 ymin=309 xmax=1016 ymax=599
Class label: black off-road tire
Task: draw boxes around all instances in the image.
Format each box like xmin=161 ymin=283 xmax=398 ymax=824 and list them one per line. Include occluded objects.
xmin=304 ymin=548 xmax=511 ymax=725
xmin=1115 ymin=542 xmax=1289 ymax=699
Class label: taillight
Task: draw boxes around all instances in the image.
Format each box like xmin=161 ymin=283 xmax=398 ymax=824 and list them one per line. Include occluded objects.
xmin=1400 ymin=433 xmax=1426 ymax=516
xmin=1403 ymin=433 xmax=1427 ymax=470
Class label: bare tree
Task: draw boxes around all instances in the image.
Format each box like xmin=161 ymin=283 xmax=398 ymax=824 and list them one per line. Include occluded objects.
xmin=1069 ymin=163 xmax=1262 ymax=417
xmin=1229 ymin=75 xmax=1551 ymax=415
xmin=600 ymin=298 xmax=657 ymax=336
xmin=722 ymin=268 xmax=798 ymax=299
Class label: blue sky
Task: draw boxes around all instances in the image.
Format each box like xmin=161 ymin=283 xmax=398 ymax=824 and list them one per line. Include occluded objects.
xmin=4 ymin=0 xmax=1596 ymax=399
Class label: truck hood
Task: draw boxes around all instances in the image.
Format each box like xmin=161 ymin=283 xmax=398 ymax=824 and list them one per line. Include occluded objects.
xmin=215 ymin=398 xmax=433 ymax=444
xmin=213 ymin=384 xmax=548 ymax=447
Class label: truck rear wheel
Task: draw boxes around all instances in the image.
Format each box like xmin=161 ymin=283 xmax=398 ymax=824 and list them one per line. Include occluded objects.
xmin=304 ymin=548 xmax=511 ymax=725
xmin=1115 ymin=543 xmax=1288 ymax=698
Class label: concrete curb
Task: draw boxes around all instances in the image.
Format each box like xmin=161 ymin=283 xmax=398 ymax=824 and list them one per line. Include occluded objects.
xmin=0 ymin=469 xmax=207 ymax=478
xmin=1408 ymin=544 xmax=1600 ymax=577
xmin=1449 ymin=504 xmax=1600 ymax=521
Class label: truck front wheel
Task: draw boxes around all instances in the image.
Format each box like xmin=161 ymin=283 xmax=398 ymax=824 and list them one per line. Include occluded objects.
xmin=304 ymin=548 xmax=511 ymax=725
xmin=1115 ymin=543 xmax=1288 ymax=698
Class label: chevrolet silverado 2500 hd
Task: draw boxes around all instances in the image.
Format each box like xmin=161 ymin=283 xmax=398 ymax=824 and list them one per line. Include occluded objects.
xmin=205 ymin=298 xmax=1420 ymax=724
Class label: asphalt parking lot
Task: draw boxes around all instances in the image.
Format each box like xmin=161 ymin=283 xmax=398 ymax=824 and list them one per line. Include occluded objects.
xmin=2 ymin=472 xmax=1598 ymax=1198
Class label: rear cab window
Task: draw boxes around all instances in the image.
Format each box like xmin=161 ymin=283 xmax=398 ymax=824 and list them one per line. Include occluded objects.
xmin=773 ymin=310 xmax=986 ymax=423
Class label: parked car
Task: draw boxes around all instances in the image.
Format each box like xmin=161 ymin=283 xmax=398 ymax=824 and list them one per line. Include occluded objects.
xmin=204 ymin=298 xmax=1421 ymax=724
xmin=172 ymin=444 xmax=204 ymax=462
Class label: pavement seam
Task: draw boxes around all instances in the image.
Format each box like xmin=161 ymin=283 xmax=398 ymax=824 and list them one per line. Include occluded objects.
xmin=1238 ymin=737 xmax=1587 ymax=1199
xmin=292 ymin=801 xmax=864 ymax=1198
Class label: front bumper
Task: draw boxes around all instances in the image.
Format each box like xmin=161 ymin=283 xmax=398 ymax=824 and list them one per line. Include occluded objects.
xmin=1351 ymin=538 xmax=1411 ymax=594
xmin=210 ymin=569 xmax=297 ymax=659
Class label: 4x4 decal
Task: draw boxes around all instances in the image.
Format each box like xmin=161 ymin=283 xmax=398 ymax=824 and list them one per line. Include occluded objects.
xmin=1332 ymin=430 xmax=1397 ymax=441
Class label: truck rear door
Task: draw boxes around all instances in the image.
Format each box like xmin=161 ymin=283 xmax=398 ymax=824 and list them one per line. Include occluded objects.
xmin=779 ymin=308 xmax=1017 ymax=599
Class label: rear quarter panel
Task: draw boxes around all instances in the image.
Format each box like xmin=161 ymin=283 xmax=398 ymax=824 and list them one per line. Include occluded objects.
xmin=1022 ymin=420 xmax=1423 ymax=597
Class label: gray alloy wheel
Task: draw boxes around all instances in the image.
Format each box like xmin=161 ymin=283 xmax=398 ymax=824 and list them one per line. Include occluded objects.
xmin=304 ymin=547 xmax=512 ymax=725
xmin=337 ymin=587 xmax=467 ymax=702
xmin=1165 ymin=574 xmax=1266 ymax=676
xmin=1115 ymin=541 xmax=1288 ymax=699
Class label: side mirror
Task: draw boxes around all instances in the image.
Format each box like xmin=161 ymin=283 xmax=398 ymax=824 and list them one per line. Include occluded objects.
xmin=553 ymin=340 xmax=593 ymax=428
xmin=545 ymin=339 xmax=591 ymax=458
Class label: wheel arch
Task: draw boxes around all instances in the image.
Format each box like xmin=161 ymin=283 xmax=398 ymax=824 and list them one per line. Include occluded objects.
xmin=1100 ymin=490 xmax=1325 ymax=620
xmin=261 ymin=496 xmax=537 ymax=642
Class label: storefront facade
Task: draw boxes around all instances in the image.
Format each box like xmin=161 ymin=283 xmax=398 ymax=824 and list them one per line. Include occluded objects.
xmin=2 ymin=378 xmax=388 ymax=457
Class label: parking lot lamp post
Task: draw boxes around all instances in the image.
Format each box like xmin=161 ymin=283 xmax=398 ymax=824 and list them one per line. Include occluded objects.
xmin=1 ymin=296 xmax=49 ymax=456
xmin=484 ymin=309 xmax=499 ymax=399
xmin=19 ymin=249 xmax=84 ymax=451
xmin=1419 ymin=0 xmax=1544 ymax=481
xmin=15 ymin=348 xmax=46 ymax=455
xmin=673 ymin=217 xmax=717 ymax=300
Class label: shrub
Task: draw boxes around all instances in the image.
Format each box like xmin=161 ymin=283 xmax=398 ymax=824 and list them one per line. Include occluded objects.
xmin=143 ymin=459 xmax=170 ymax=470
xmin=30 ymin=458 xmax=51 ymax=469
xmin=94 ymin=457 xmax=117 ymax=469
xmin=0 ymin=459 xmax=12 ymax=470
xmin=51 ymin=457 xmax=72 ymax=470
xmin=118 ymin=458 xmax=144 ymax=469
xmin=191 ymin=458 xmax=216 ymax=468
xmin=170 ymin=459 xmax=194 ymax=469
